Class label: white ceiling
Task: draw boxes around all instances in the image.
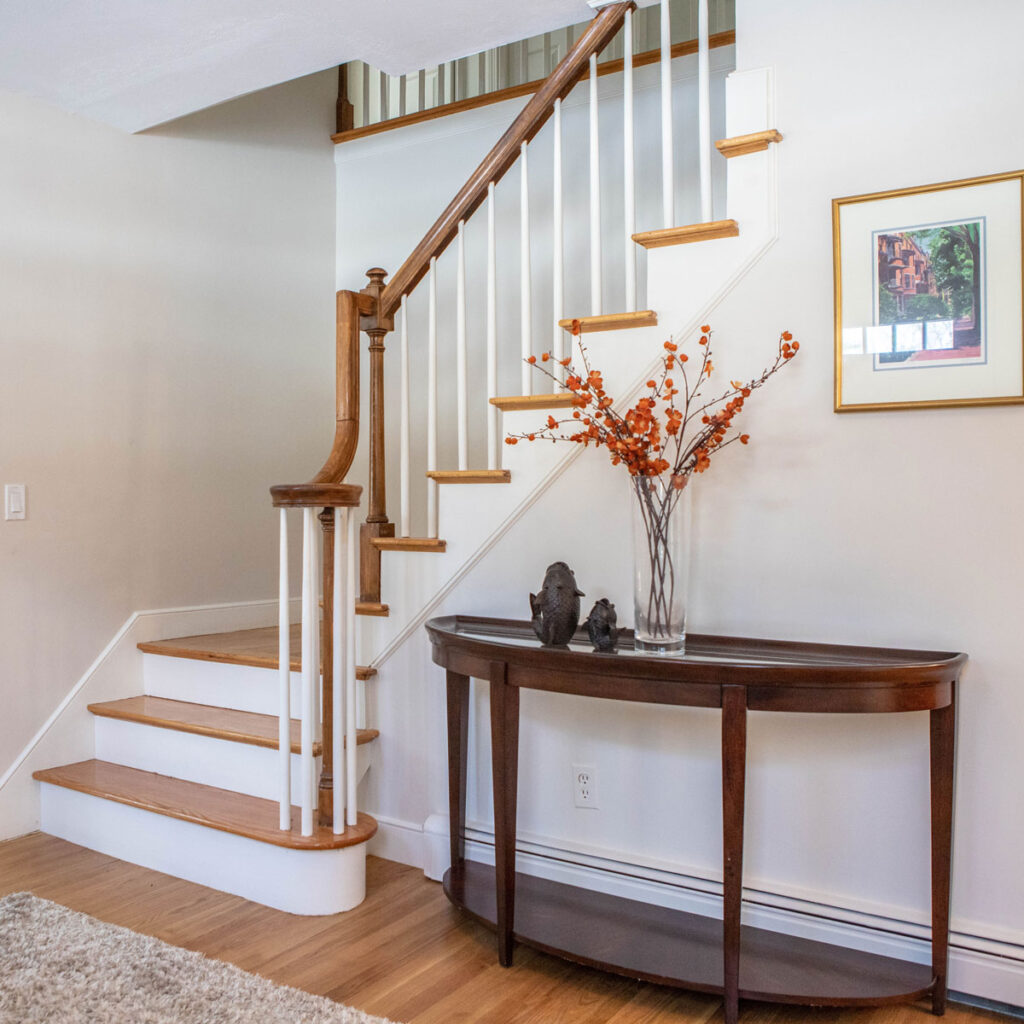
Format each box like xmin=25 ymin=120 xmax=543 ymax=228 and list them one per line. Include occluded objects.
xmin=0 ymin=0 xmax=611 ymax=133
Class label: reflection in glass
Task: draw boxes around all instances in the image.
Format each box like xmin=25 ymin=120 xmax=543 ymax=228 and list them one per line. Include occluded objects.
xmin=895 ymin=322 xmax=923 ymax=352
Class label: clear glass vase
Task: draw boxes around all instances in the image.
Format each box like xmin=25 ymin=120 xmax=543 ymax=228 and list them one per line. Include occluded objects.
xmin=631 ymin=475 xmax=691 ymax=654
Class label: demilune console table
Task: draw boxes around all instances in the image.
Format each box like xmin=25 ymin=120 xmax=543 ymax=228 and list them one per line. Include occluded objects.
xmin=425 ymin=616 xmax=966 ymax=1023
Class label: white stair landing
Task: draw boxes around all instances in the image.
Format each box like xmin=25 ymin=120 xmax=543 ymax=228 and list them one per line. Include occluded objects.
xmin=35 ymin=760 xmax=376 ymax=916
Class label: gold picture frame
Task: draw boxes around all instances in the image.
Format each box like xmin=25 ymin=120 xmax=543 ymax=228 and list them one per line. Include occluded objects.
xmin=833 ymin=170 xmax=1024 ymax=412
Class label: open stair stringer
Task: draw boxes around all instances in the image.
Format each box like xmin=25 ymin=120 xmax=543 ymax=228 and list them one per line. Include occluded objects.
xmin=361 ymin=65 xmax=780 ymax=671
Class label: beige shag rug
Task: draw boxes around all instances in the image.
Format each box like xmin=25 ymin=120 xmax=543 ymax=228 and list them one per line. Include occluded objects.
xmin=0 ymin=892 xmax=398 ymax=1024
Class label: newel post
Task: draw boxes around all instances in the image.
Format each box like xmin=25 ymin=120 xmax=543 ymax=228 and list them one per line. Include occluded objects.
xmin=360 ymin=267 xmax=395 ymax=603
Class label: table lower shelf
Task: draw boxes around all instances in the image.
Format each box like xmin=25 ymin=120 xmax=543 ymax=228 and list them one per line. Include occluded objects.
xmin=444 ymin=862 xmax=934 ymax=1007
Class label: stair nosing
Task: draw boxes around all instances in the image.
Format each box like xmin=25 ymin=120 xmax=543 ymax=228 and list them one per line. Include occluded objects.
xmin=34 ymin=760 xmax=378 ymax=850
xmin=87 ymin=696 xmax=379 ymax=756
xmin=137 ymin=636 xmax=377 ymax=680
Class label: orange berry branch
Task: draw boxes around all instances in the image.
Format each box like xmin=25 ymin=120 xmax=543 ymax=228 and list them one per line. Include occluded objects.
xmin=506 ymin=323 xmax=799 ymax=489
xmin=506 ymin=323 xmax=799 ymax=644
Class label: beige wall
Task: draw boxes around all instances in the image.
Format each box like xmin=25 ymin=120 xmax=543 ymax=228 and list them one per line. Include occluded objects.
xmin=0 ymin=72 xmax=338 ymax=780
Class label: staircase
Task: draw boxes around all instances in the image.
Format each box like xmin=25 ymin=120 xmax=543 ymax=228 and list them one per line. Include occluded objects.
xmin=31 ymin=1 xmax=782 ymax=916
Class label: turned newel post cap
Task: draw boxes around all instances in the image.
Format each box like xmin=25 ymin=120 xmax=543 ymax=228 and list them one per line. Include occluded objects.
xmin=365 ymin=267 xmax=388 ymax=286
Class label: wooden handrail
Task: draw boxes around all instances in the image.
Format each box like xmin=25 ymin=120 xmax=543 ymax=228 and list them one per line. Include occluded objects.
xmin=306 ymin=288 xmax=372 ymax=486
xmin=379 ymin=1 xmax=634 ymax=320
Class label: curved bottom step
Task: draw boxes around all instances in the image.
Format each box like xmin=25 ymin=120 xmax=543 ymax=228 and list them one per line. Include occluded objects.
xmin=35 ymin=761 xmax=376 ymax=915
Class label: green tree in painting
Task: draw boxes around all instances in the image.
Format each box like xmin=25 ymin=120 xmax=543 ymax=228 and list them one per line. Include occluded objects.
xmin=930 ymin=222 xmax=980 ymax=322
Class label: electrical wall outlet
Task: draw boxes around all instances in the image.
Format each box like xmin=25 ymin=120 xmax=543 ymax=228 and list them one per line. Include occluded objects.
xmin=573 ymin=764 xmax=598 ymax=809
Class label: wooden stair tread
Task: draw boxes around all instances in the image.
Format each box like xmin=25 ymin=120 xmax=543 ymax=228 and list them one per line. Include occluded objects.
xmin=715 ymin=128 xmax=783 ymax=158
xmin=355 ymin=602 xmax=389 ymax=616
xmin=138 ymin=626 xmax=377 ymax=680
xmin=371 ymin=537 xmax=447 ymax=552
xmin=426 ymin=470 xmax=511 ymax=484
xmin=33 ymin=760 xmax=377 ymax=850
xmin=632 ymin=220 xmax=739 ymax=249
xmin=87 ymin=696 xmax=379 ymax=756
xmin=490 ymin=394 xmax=577 ymax=412
xmin=558 ymin=310 xmax=658 ymax=334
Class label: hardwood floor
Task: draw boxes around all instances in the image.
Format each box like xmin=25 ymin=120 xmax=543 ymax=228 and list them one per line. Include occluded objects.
xmin=0 ymin=833 xmax=1014 ymax=1024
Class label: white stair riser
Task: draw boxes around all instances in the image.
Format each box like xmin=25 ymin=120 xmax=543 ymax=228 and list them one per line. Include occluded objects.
xmin=38 ymin=784 xmax=366 ymax=915
xmin=143 ymin=654 xmax=302 ymax=716
xmin=93 ymin=717 xmax=374 ymax=805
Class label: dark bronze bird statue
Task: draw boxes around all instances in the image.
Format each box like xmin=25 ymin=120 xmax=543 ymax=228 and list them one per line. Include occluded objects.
xmin=529 ymin=562 xmax=584 ymax=647
xmin=585 ymin=598 xmax=618 ymax=652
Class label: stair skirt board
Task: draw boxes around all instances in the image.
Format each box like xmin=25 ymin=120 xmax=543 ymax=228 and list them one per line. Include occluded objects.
xmin=93 ymin=716 xmax=373 ymax=806
xmin=37 ymin=783 xmax=367 ymax=915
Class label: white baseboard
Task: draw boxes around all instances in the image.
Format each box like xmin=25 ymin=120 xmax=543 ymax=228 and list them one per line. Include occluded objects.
xmin=370 ymin=812 xmax=1024 ymax=1009
xmin=0 ymin=596 xmax=299 ymax=842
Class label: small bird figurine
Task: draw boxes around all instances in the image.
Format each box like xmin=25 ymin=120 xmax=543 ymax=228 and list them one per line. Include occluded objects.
xmin=585 ymin=598 xmax=619 ymax=652
xmin=529 ymin=562 xmax=584 ymax=647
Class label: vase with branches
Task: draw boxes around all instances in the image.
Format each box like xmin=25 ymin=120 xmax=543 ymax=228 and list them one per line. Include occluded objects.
xmin=509 ymin=323 xmax=799 ymax=653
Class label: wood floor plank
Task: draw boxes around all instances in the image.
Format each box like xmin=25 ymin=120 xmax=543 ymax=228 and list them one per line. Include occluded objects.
xmin=0 ymin=834 xmax=1015 ymax=1024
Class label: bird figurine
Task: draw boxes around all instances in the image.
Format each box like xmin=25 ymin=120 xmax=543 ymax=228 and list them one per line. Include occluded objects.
xmin=529 ymin=562 xmax=584 ymax=647
xmin=585 ymin=598 xmax=619 ymax=652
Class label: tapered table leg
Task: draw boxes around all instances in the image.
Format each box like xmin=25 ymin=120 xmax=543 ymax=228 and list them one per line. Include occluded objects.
xmin=930 ymin=686 xmax=956 ymax=1015
xmin=489 ymin=661 xmax=519 ymax=967
xmin=722 ymin=684 xmax=747 ymax=1024
xmin=446 ymin=671 xmax=470 ymax=877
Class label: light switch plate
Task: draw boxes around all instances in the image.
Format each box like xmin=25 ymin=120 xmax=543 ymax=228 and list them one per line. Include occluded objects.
xmin=4 ymin=484 xmax=26 ymax=520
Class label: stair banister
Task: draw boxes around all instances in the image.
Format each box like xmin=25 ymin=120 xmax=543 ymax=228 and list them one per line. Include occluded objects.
xmin=270 ymin=482 xmax=362 ymax=837
xmin=378 ymin=1 xmax=634 ymax=321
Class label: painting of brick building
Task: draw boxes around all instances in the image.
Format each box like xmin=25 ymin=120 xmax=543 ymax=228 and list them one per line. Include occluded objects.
xmin=872 ymin=219 xmax=984 ymax=366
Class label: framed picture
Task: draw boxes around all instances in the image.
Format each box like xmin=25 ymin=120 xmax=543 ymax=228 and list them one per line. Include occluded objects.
xmin=833 ymin=170 xmax=1024 ymax=412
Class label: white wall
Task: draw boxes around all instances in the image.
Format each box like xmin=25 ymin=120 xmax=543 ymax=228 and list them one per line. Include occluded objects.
xmin=0 ymin=70 xmax=338 ymax=823
xmin=340 ymin=3 xmax=1024 ymax=1006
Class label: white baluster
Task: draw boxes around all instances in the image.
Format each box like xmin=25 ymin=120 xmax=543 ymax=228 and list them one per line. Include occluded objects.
xmin=399 ymin=296 xmax=410 ymax=537
xmin=697 ymin=0 xmax=712 ymax=222
xmin=346 ymin=508 xmax=358 ymax=827
xmin=623 ymin=9 xmax=637 ymax=312
xmin=457 ymin=220 xmax=468 ymax=471
xmin=427 ymin=258 xmax=438 ymax=537
xmin=332 ymin=507 xmax=345 ymax=834
xmin=589 ymin=53 xmax=602 ymax=316
xmin=278 ymin=509 xmax=290 ymax=831
xmin=487 ymin=182 xmax=498 ymax=469
xmin=661 ymin=0 xmax=674 ymax=227
xmin=520 ymin=141 xmax=532 ymax=394
xmin=300 ymin=507 xmax=315 ymax=837
xmin=552 ymin=98 xmax=564 ymax=384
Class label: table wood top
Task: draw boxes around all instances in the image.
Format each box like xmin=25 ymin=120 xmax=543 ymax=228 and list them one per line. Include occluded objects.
xmin=426 ymin=616 xmax=966 ymax=712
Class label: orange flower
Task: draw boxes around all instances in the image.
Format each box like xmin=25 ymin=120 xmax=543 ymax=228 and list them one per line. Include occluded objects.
xmin=701 ymin=324 xmax=711 ymax=333
xmin=664 ymin=341 xmax=678 ymax=352
xmin=541 ymin=352 xmax=550 ymax=362
xmin=527 ymin=355 xmax=536 ymax=364
xmin=781 ymin=331 xmax=793 ymax=341
xmin=505 ymin=437 xmax=517 ymax=445
xmin=546 ymin=415 xmax=558 ymax=428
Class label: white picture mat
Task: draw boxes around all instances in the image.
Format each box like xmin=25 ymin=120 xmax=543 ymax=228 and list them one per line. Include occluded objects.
xmin=838 ymin=177 xmax=1023 ymax=407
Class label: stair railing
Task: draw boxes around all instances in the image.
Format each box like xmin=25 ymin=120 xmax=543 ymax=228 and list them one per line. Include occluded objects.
xmin=270 ymin=0 xmax=721 ymax=834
